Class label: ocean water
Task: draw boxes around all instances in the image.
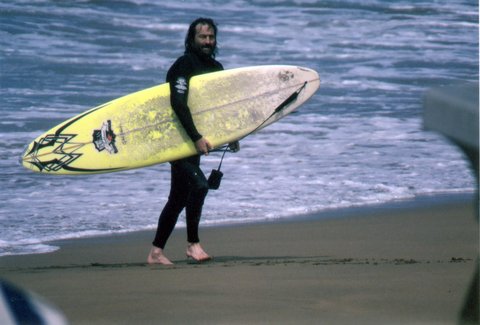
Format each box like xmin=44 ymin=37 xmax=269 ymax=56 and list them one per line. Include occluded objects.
xmin=0 ymin=0 xmax=478 ymax=256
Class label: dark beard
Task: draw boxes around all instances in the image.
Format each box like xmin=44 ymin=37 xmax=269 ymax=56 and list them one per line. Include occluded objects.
xmin=193 ymin=44 xmax=216 ymax=59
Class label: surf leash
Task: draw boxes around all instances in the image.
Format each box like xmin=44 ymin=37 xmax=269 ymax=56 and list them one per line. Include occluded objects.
xmin=250 ymin=81 xmax=307 ymax=135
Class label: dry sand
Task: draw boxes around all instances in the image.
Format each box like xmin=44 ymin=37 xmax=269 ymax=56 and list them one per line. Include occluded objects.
xmin=1 ymin=195 xmax=478 ymax=324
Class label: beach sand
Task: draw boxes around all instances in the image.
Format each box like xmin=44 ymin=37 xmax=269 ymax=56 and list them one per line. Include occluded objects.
xmin=1 ymin=195 xmax=478 ymax=324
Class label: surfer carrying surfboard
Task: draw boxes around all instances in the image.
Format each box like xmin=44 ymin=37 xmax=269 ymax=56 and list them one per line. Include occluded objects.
xmin=147 ymin=18 xmax=224 ymax=265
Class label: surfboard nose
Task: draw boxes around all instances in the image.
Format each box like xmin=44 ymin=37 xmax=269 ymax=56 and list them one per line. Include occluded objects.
xmin=295 ymin=66 xmax=320 ymax=98
xmin=300 ymin=66 xmax=320 ymax=86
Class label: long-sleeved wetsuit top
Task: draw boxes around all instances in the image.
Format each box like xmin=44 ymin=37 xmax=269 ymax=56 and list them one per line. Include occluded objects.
xmin=166 ymin=51 xmax=224 ymax=142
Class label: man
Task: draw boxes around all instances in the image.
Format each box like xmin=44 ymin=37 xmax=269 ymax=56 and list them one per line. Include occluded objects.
xmin=147 ymin=18 xmax=224 ymax=265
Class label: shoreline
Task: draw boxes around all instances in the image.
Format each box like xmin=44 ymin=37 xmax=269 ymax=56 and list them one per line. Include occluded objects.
xmin=1 ymin=193 xmax=478 ymax=324
xmin=2 ymin=191 xmax=476 ymax=260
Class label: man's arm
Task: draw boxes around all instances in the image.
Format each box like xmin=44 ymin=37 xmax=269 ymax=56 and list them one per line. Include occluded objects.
xmin=169 ymin=75 xmax=202 ymax=142
xmin=168 ymin=60 xmax=212 ymax=154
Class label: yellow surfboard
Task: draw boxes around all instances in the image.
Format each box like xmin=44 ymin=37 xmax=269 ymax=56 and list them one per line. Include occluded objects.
xmin=22 ymin=65 xmax=320 ymax=175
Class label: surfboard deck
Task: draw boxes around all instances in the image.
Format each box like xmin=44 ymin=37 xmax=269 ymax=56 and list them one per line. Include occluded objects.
xmin=22 ymin=65 xmax=320 ymax=175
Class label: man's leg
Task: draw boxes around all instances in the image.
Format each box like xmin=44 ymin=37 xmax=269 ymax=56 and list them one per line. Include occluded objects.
xmin=148 ymin=163 xmax=189 ymax=264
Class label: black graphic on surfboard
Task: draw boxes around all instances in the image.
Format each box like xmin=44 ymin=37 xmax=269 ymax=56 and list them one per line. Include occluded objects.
xmin=92 ymin=120 xmax=118 ymax=154
xmin=27 ymin=134 xmax=82 ymax=172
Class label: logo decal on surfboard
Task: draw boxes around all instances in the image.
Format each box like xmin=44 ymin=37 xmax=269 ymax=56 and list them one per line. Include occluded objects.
xmin=92 ymin=120 xmax=118 ymax=154
xmin=278 ymin=70 xmax=294 ymax=82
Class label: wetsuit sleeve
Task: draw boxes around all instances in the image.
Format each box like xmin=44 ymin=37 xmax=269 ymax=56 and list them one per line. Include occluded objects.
xmin=167 ymin=58 xmax=203 ymax=142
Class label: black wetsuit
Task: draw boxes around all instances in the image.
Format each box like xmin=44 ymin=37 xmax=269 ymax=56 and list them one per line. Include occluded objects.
xmin=152 ymin=51 xmax=223 ymax=249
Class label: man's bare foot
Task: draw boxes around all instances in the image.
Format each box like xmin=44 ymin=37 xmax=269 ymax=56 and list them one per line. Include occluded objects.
xmin=147 ymin=246 xmax=173 ymax=265
xmin=186 ymin=243 xmax=211 ymax=262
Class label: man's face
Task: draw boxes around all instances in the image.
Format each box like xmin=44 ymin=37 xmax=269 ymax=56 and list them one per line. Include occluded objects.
xmin=193 ymin=23 xmax=216 ymax=56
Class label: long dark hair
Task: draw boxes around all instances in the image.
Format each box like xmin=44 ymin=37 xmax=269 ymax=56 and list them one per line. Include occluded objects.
xmin=184 ymin=17 xmax=218 ymax=57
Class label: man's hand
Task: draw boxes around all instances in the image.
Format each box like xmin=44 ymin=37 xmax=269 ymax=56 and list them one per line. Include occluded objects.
xmin=195 ymin=137 xmax=212 ymax=155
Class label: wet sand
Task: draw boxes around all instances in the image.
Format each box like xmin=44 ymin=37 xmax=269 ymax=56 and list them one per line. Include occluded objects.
xmin=1 ymin=195 xmax=478 ymax=324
